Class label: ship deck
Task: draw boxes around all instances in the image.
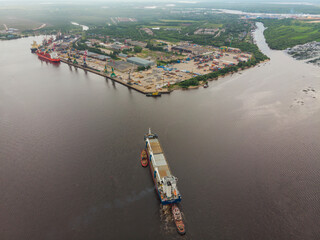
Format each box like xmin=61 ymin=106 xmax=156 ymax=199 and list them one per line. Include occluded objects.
xmin=149 ymin=140 xmax=163 ymax=154
xmin=148 ymin=138 xmax=172 ymax=178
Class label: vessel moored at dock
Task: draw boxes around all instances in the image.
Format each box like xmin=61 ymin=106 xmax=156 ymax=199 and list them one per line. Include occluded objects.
xmin=36 ymin=49 xmax=60 ymax=63
xmin=30 ymin=41 xmax=39 ymax=53
xmin=144 ymin=129 xmax=181 ymax=205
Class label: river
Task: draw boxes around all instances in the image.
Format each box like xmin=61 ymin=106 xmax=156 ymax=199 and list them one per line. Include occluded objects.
xmin=0 ymin=23 xmax=319 ymax=240
xmin=71 ymin=22 xmax=89 ymax=31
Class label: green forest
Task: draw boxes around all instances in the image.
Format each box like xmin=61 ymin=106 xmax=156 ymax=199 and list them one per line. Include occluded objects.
xmin=88 ymin=14 xmax=251 ymax=48
xmin=262 ymin=19 xmax=320 ymax=50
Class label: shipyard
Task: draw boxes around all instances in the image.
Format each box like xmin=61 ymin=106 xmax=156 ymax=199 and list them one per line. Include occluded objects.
xmin=31 ymin=33 xmax=253 ymax=95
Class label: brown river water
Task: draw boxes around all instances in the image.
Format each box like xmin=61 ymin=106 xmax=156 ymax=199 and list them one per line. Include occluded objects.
xmin=0 ymin=22 xmax=319 ymax=239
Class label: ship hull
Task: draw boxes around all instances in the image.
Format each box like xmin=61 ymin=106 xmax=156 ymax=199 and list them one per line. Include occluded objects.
xmin=31 ymin=48 xmax=37 ymax=53
xmin=145 ymin=144 xmax=181 ymax=205
xmin=36 ymin=53 xmax=60 ymax=63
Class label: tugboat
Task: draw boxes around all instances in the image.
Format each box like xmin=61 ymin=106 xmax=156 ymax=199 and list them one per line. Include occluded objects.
xmin=140 ymin=149 xmax=148 ymax=167
xmin=146 ymin=92 xmax=161 ymax=97
xmin=172 ymin=204 xmax=186 ymax=235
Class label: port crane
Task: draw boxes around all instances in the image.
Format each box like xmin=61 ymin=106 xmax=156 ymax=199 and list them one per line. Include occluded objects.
xmin=127 ymin=62 xmax=135 ymax=85
xmin=110 ymin=67 xmax=116 ymax=78
xmin=82 ymin=50 xmax=88 ymax=67
xmin=104 ymin=60 xmax=116 ymax=78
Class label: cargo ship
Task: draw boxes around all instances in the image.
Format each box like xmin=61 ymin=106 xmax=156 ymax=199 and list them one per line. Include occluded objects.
xmin=36 ymin=49 xmax=60 ymax=63
xmin=144 ymin=129 xmax=181 ymax=205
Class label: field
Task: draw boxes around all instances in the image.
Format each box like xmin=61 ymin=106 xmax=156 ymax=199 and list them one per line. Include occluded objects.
xmin=262 ymin=19 xmax=320 ymax=50
xmin=136 ymin=49 xmax=176 ymax=59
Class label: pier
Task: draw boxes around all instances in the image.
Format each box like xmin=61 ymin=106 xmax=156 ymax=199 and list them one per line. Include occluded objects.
xmin=60 ymin=59 xmax=171 ymax=95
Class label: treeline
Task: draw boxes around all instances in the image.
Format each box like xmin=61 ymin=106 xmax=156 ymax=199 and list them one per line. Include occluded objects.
xmin=88 ymin=14 xmax=252 ymax=48
xmin=146 ymin=41 xmax=165 ymax=51
xmin=88 ymin=24 xmax=151 ymax=41
xmin=72 ymin=42 xmax=119 ymax=59
xmin=261 ymin=19 xmax=320 ymax=50
xmin=157 ymin=59 xmax=182 ymax=66
xmin=22 ymin=24 xmax=81 ymax=35
xmin=232 ymin=42 xmax=269 ymax=63
xmin=137 ymin=65 xmax=151 ymax=71
xmin=0 ymin=34 xmax=21 ymax=40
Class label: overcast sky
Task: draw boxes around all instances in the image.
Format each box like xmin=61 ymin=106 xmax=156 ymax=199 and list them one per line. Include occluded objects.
xmin=0 ymin=0 xmax=318 ymax=2
xmin=0 ymin=0 xmax=319 ymax=5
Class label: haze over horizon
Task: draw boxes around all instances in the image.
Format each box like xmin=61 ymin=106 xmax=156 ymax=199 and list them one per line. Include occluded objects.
xmin=0 ymin=0 xmax=319 ymax=3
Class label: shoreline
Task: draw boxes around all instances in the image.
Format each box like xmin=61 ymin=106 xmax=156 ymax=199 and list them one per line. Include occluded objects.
xmin=171 ymin=59 xmax=270 ymax=91
xmin=60 ymin=58 xmax=269 ymax=94
xmin=60 ymin=58 xmax=171 ymax=95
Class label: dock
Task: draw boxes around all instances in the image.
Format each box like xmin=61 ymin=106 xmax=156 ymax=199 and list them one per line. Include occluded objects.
xmin=60 ymin=58 xmax=171 ymax=95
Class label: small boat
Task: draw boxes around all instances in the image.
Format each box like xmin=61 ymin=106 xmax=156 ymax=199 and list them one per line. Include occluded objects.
xmin=203 ymin=82 xmax=208 ymax=88
xmin=140 ymin=149 xmax=148 ymax=167
xmin=146 ymin=92 xmax=161 ymax=97
xmin=172 ymin=204 xmax=186 ymax=235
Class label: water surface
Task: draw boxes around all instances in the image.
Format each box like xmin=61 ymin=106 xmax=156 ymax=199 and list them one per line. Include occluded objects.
xmin=0 ymin=23 xmax=319 ymax=240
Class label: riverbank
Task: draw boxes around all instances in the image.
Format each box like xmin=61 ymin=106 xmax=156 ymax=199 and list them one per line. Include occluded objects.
xmin=59 ymin=55 xmax=268 ymax=94
xmin=169 ymin=58 xmax=270 ymax=90
xmin=71 ymin=22 xmax=89 ymax=31
xmin=60 ymin=58 xmax=171 ymax=95
xmin=58 ymin=54 xmax=269 ymax=94
xmin=174 ymin=58 xmax=269 ymax=90
xmin=0 ymin=34 xmax=23 ymax=40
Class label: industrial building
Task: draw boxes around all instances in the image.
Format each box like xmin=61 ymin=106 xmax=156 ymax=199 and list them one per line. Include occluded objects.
xmin=171 ymin=44 xmax=212 ymax=55
xmin=119 ymin=53 xmax=128 ymax=58
xmin=79 ymin=51 xmax=111 ymax=61
xmin=127 ymin=57 xmax=155 ymax=67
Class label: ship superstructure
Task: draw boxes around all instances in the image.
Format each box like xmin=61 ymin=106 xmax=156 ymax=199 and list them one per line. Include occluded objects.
xmin=30 ymin=41 xmax=39 ymax=53
xmin=144 ymin=129 xmax=181 ymax=205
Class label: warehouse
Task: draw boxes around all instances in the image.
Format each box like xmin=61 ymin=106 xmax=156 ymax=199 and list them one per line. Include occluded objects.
xmin=127 ymin=57 xmax=155 ymax=67
xmin=172 ymin=44 xmax=212 ymax=55
xmin=79 ymin=51 xmax=110 ymax=61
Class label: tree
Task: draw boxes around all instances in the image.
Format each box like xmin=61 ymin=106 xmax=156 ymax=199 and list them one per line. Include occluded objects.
xmin=134 ymin=46 xmax=142 ymax=53
xmin=137 ymin=66 xmax=146 ymax=71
